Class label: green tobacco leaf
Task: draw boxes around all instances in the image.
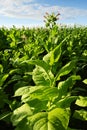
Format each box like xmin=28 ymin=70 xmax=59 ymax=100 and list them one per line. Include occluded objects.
xmin=75 ymin=96 xmax=87 ymax=107
xmin=21 ymin=60 xmax=50 ymax=74
xmin=43 ymin=35 xmax=70 ymax=66
xmin=14 ymin=86 xmax=30 ymax=97
xmin=83 ymin=79 xmax=87 ymax=84
xmin=28 ymin=99 xmax=48 ymax=113
xmin=43 ymin=43 xmax=61 ymax=66
xmin=9 ymin=69 xmax=22 ymax=75
xmin=21 ymin=86 xmax=58 ymax=103
xmin=15 ymin=86 xmax=58 ymax=112
xmin=21 ymin=59 xmax=54 ymax=86
xmin=58 ymin=77 xmax=73 ymax=97
xmin=73 ymin=109 xmax=87 ymax=121
xmin=58 ymin=75 xmax=81 ymax=97
xmin=32 ymin=66 xmax=54 ymax=86
xmin=29 ymin=108 xmax=70 ymax=130
xmin=0 ymin=64 xmax=3 ymax=74
xmin=0 ymin=74 xmax=9 ymax=87
xmin=11 ymin=103 xmax=33 ymax=126
xmin=14 ymin=118 xmax=30 ymax=130
xmin=56 ymin=60 xmax=76 ymax=80
xmin=56 ymin=96 xmax=77 ymax=108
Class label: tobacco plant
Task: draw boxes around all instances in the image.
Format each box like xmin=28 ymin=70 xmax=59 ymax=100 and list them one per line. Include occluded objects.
xmin=10 ymin=39 xmax=82 ymax=130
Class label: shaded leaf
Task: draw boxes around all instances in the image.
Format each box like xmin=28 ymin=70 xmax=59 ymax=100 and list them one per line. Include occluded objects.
xmin=0 ymin=112 xmax=12 ymax=120
xmin=0 ymin=74 xmax=9 ymax=87
xmin=21 ymin=59 xmax=50 ymax=74
xmin=0 ymin=64 xmax=3 ymax=74
xmin=73 ymin=109 xmax=87 ymax=121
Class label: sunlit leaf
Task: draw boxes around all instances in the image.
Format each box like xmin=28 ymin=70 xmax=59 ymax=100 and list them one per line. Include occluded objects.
xmin=32 ymin=66 xmax=54 ymax=86
xmin=83 ymin=79 xmax=87 ymax=84
xmin=75 ymin=96 xmax=87 ymax=107
xmin=43 ymin=43 xmax=62 ymax=66
xmin=11 ymin=103 xmax=33 ymax=126
xmin=0 ymin=74 xmax=9 ymax=87
xmin=56 ymin=61 xmax=76 ymax=80
xmin=28 ymin=108 xmax=70 ymax=130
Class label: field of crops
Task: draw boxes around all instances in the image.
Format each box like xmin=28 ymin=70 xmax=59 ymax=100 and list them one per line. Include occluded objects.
xmin=0 ymin=23 xmax=87 ymax=130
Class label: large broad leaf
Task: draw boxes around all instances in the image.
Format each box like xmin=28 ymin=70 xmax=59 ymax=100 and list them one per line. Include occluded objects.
xmin=11 ymin=103 xmax=33 ymax=126
xmin=14 ymin=86 xmax=31 ymax=97
xmin=73 ymin=109 xmax=87 ymax=121
xmin=75 ymin=96 xmax=87 ymax=107
xmin=56 ymin=60 xmax=76 ymax=81
xmin=28 ymin=108 xmax=70 ymax=130
xmin=14 ymin=86 xmax=48 ymax=113
xmin=32 ymin=66 xmax=54 ymax=86
xmin=55 ymin=96 xmax=77 ymax=108
xmin=58 ymin=77 xmax=73 ymax=97
xmin=43 ymin=43 xmax=61 ymax=66
xmin=21 ymin=60 xmax=50 ymax=74
xmin=43 ymin=35 xmax=70 ymax=66
xmin=58 ymin=75 xmax=81 ymax=97
xmin=21 ymin=59 xmax=54 ymax=86
xmin=21 ymin=86 xmax=58 ymax=103
xmin=15 ymin=85 xmax=59 ymax=112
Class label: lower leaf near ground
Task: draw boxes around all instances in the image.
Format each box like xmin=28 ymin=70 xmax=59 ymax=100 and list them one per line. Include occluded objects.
xmin=29 ymin=108 xmax=70 ymax=130
xmin=12 ymin=107 xmax=70 ymax=130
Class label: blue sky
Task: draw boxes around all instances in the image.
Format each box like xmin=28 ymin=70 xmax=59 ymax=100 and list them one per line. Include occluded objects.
xmin=0 ymin=0 xmax=87 ymax=27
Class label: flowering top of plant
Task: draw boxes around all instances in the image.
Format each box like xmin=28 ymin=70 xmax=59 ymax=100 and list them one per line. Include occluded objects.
xmin=44 ymin=12 xmax=60 ymax=28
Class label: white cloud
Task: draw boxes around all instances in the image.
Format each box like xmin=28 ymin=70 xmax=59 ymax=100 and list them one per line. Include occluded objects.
xmin=0 ymin=0 xmax=87 ymax=21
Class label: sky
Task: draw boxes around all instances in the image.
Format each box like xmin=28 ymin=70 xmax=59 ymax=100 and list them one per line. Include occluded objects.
xmin=0 ymin=0 xmax=87 ymax=27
